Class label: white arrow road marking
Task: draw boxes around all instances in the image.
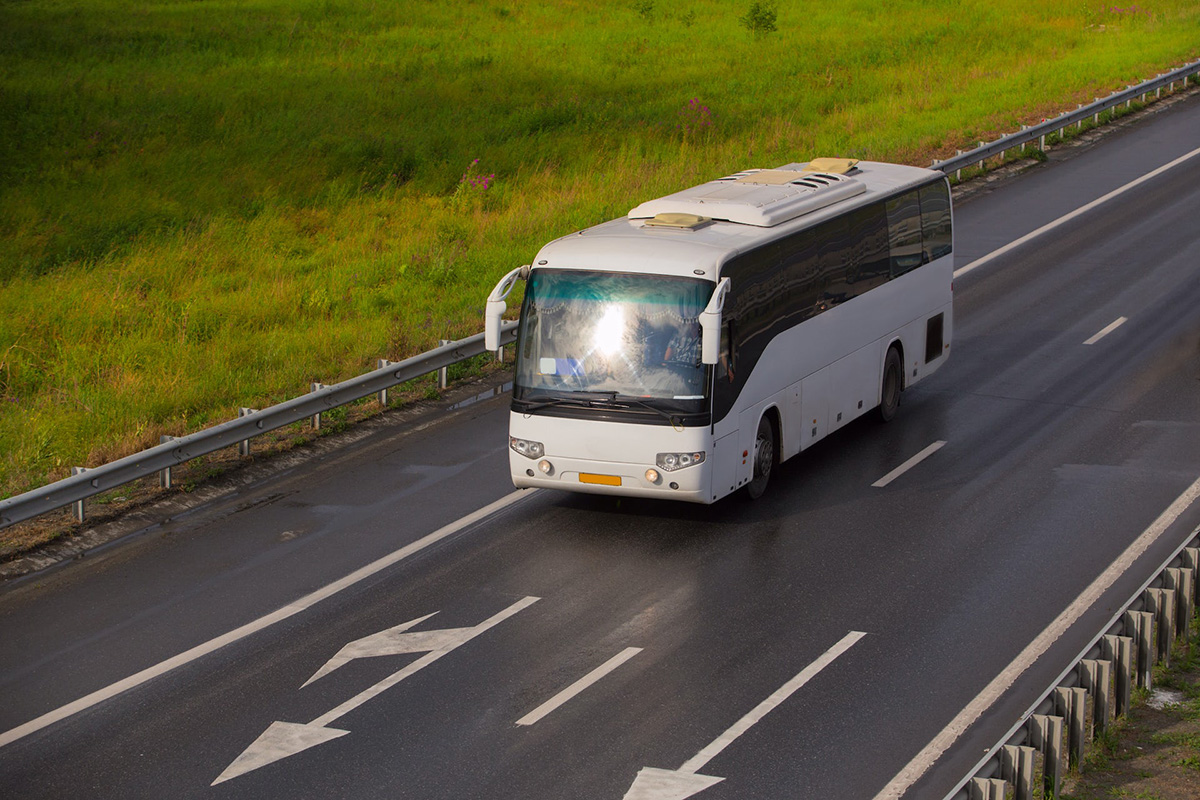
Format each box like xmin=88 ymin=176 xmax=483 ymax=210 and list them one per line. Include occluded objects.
xmin=0 ymin=489 xmax=533 ymax=751
xmin=212 ymin=595 xmax=539 ymax=785
xmin=303 ymin=612 xmax=445 ymax=687
xmin=622 ymin=631 xmax=867 ymax=800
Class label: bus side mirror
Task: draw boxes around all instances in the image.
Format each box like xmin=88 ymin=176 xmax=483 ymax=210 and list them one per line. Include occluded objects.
xmin=700 ymin=277 xmax=730 ymax=365
xmin=485 ymin=266 xmax=529 ymax=351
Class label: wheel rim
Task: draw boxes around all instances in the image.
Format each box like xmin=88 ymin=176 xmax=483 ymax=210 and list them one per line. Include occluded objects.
xmin=755 ymin=432 xmax=774 ymax=480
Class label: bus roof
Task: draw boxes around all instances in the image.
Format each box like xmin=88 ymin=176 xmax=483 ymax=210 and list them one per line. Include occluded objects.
xmin=531 ymin=159 xmax=942 ymax=281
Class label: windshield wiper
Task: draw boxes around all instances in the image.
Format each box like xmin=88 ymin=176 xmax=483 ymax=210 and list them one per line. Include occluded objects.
xmin=519 ymin=391 xmax=620 ymax=413
xmin=521 ymin=391 xmax=692 ymax=424
xmin=609 ymin=394 xmax=686 ymax=424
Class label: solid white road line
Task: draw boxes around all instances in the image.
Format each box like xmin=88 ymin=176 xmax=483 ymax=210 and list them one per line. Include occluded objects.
xmin=953 ymin=144 xmax=1200 ymax=280
xmin=873 ymin=473 xmax=1200 ymax=800
xmin=1083 ymin=316 xmax=1128 ymax=345
xmin=872 ymin=441 xmax=947 ymax=488
xmin=0 ymin=489 xmax=534 ymax=750
xmin=516 ymin=647 xmax=643 ymax=726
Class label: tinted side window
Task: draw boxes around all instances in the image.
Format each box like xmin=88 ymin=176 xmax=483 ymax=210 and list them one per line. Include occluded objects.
xmin=919 ymin=180 xmax=952 ymax=261
xmin=886 ymin=190 xmax=923 ymax=278
xmin=846 ymin=202 xmax=889 ymax=293
xmin=817 ymin=217 xmax=853 ymax=312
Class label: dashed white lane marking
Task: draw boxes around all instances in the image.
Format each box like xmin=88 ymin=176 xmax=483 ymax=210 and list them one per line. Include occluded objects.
xmin=516 ymin=647 xmax=643 ymax=726
xmin=1083 ymin=316 xmax=1128 ymax=345
xmin=953 ymin=144 xmax=1200 ymax=280
xmin=872 ymin=441 xmax=947 ymax=488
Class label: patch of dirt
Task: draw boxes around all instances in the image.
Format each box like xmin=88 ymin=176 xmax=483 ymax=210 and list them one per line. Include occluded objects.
xmin=1063 ymin=642 xmax=1200 ymax=800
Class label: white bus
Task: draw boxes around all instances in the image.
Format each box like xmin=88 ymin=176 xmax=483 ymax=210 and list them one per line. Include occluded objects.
xmin=485 ymin=158 xmax=952 ymax=503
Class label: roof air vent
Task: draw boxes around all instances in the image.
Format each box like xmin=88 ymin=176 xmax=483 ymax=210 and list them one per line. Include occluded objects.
xmin=629 ymin=165 xmax=866 ymax=227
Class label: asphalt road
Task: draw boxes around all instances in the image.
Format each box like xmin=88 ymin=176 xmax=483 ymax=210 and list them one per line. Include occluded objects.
xmin=1 ymin=94 xmax=1199 ymax=800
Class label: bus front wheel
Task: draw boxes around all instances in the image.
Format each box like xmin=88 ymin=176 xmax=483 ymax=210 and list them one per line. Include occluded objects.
xmin=878 ymin=346 xmax=902 ymax=422
xmin=747 ymin=415 xmax=776 ymax=499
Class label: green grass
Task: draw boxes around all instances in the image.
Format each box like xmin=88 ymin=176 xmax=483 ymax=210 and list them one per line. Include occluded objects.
xmin=2 ymin=0 xmax=1199 ymax=498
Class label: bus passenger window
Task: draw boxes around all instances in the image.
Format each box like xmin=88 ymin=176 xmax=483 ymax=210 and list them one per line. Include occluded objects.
xmin=886 ymin=191 xmax=923 ymax=278
xmin=919 ymin=181 xmax=953 ymax=261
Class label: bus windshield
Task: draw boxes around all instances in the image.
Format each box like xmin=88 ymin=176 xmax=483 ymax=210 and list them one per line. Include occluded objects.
xmin=513 ymin=269 xmax=712 ymax=412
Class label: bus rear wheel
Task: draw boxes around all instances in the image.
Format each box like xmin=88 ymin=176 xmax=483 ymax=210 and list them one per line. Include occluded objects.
xmin=746 ymin=415 xmax=776 ymax=499
xmin=878 ymin=346 xmax=902 ymax=422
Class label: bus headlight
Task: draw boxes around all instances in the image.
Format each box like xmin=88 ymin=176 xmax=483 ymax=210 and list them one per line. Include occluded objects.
xmin=510 ymin=436 xmax=545 ymax=459
xmin=656 ymin=451 xmax=706 ymax=471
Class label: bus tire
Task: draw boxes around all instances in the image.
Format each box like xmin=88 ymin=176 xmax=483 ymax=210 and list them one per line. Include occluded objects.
xmin=878 ymin=346 xmax=902 ymax=423
xmin=746 ymin=414 xmax=776 ymax=499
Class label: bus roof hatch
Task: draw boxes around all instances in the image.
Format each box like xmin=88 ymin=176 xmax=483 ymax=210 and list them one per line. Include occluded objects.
xmin=629 ymin=168 xmax=866 ymax=227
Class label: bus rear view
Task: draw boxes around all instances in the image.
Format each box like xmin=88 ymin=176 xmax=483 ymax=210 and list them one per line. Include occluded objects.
xmin=485 ymin=158 xmax=953 ymax=503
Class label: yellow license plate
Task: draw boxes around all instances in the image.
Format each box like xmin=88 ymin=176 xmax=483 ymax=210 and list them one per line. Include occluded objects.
xmin=579 ymin=473 xmax=622 ymax=486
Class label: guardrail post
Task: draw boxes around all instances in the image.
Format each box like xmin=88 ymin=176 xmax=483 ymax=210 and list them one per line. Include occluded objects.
xmin=1055 ymin=686 xmax=1087 ymax=769
xmin=1103 ymin=634 xmax=1134 ymax=717
xmin=1126 ymin=609 xmax=1155 ymax=689
xmin=438 ymin=340 xmax=451 ymax=390
xmin=1001 ymin=744 xmax=1035 ymax=800
xmin=70 ymin=467 xmax=89 ymax=522
xmin=1160 ymin=588 xmax=1177 ymax=666
xmin=238 ymin=408 xmax=257 ymax=456
xmin=1146 ymin=588 xmax=1174 ymax=666
xmin=159 ymin=436 xmax=177 ymax=488
xmin=1080 ymin=658 xmax=1112 ymax=735
xmin=968 ymin=777 xmax=1006 ymax=800
xmin=310 ymin=382 xmax=326 ymax=429
xmin=1030 ymin=714 xmax=1064 ymax=799
xmin=376 ymin=359 xmax=393 ymax=406
xmin=1180 ymin=551 xmax=1200 ymax=599
xmin=1169 ymin=567 xmax=1194 ymax=646
xmin=1184 ymin=548 xmax=1200 ymax=601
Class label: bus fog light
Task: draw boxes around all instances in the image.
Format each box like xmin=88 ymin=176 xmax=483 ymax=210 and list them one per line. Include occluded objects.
xmin=538 ymin=459 xmax=553 ymax=475
xmin=656 ymin=451 xmax=706 ymax=472
xmin=510 ymin=436 xmax=545 ymax=459
xmin=645 ymin=469 xmax=660 ymax=484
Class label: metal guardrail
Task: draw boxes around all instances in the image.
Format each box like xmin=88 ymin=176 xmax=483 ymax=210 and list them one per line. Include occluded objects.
xmin=949 ymin=524 xmax=1200 ymax=800
xmin=932 ymin=60 xmax=1200 ymax=179
xmin=3 ymin=59 xmax=1198 ymax=532
xmin=0 ymin=321 xmax=518 ymax=530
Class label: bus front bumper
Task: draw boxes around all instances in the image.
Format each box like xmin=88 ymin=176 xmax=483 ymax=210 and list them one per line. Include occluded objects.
xmin=510 ymin=453 xmax=712 ymax=504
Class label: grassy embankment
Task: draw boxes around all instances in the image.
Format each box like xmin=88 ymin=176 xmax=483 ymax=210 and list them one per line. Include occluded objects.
xmin=1 ymin=0 xmax=1198 ymax=501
